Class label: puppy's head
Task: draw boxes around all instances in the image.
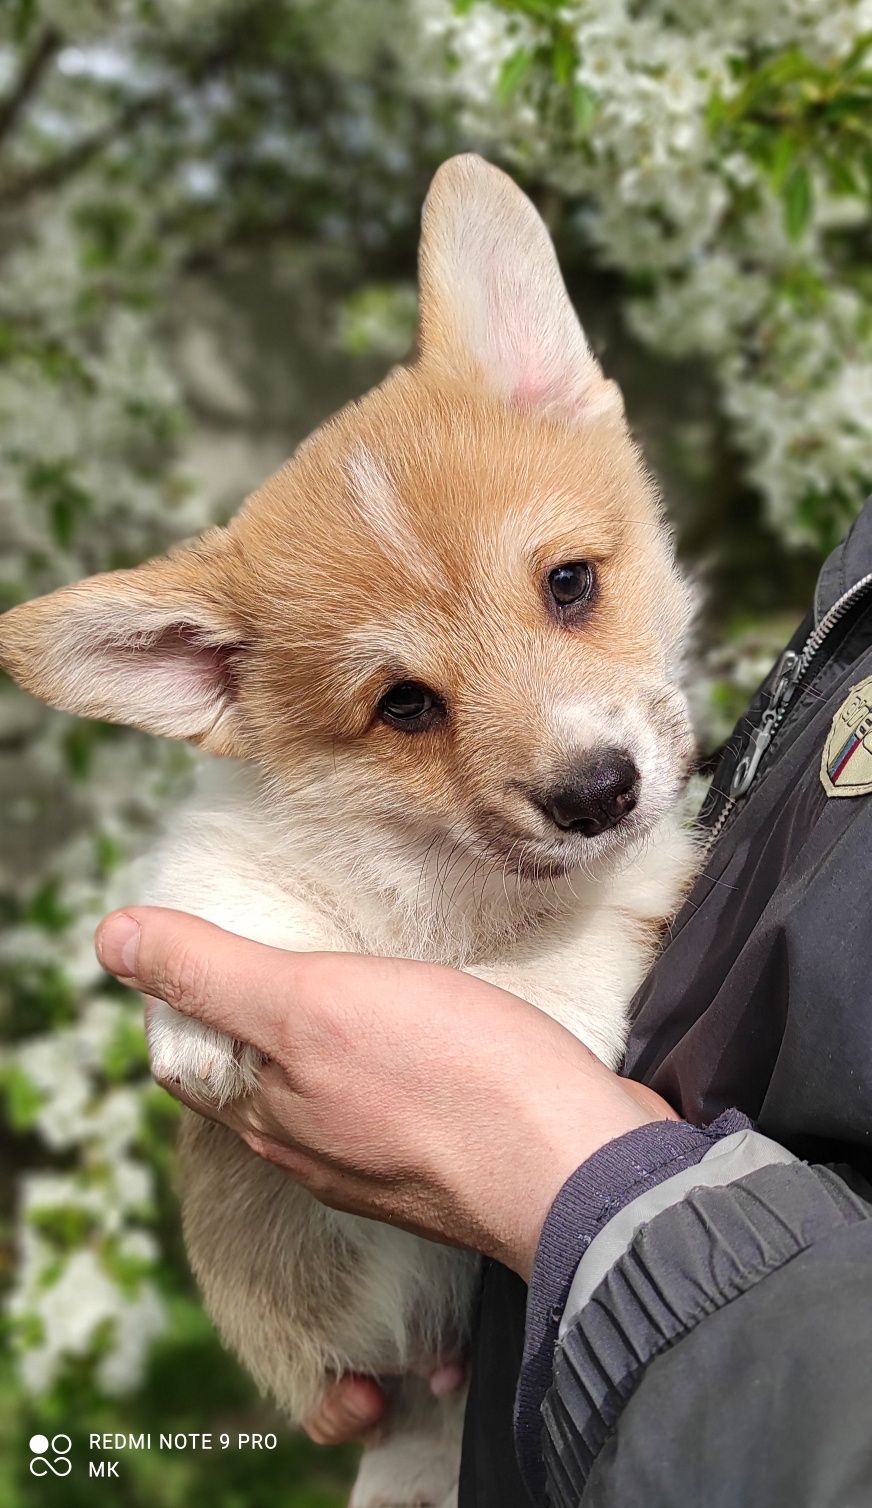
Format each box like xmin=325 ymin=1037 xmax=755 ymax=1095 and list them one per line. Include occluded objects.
xmin=0 ymin=157 xmax=694 ymax=885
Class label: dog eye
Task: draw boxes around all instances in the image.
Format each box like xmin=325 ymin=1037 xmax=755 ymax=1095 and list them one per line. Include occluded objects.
xmin=548 ymin=562 xmax=595 ymax=611
xmin=379 ymin=680 xmax=442 ymax=731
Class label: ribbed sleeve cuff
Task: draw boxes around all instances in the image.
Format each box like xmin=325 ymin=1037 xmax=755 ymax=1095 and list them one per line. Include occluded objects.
xmin=515 ymin=1108 xmax=751 ymax=1504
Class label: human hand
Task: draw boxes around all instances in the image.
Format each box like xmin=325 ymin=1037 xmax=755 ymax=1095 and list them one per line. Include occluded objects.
xmin=95 ymin=907 xmax=677 ymax=1285
xmin=96 ymin=905 xmax=676 ymax=1443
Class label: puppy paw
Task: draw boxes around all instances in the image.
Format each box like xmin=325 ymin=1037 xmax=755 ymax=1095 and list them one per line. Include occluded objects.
xmin=147 ymin=998 xmax=261 ymax=1106
xmin=349 ymin=1432 xmax=459 ymax=1508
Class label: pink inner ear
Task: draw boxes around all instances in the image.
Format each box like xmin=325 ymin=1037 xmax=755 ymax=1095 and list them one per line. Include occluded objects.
xmin=152 ymin=626 xmax=244 ymax=693
xmin=511 ymin=370 xmax=621 ymax=421
xmin=108 ymin=623 xmax=246 ymax=703
xmin=512 ymin=372 xmax=549 ymax=407
xmin=510 ymin=361 xmax=579 ymax=412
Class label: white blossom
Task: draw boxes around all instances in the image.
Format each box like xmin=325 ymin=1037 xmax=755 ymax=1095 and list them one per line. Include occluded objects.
xmin=5 ymin=0 xmax=872 ymax=1406
xmin=413 ymin=0 xmax=872 ymax=539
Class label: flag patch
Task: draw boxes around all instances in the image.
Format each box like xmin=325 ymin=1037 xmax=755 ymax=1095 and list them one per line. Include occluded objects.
xmin=821 ymin=676 xmax=872 ymax=797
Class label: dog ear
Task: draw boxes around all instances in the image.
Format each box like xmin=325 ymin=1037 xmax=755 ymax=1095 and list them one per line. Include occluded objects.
xmin=417 ymin=154 xmax=622 ymax=423
xmin=0 ymin=530 xmax=249 ymax=754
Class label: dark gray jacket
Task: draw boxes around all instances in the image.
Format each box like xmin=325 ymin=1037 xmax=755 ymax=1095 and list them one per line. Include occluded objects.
xmin=459 ymin=499 xmax=872 ymax=1508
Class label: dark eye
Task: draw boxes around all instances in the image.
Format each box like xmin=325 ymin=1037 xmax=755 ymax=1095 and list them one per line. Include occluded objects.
xmin=379 ymin=680 xmax=442 ymax=731
xmin=548 ymin=561 xmax=595 ymax=612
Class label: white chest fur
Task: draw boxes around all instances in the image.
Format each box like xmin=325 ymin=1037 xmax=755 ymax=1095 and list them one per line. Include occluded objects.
xmin=140 ymin=759 xmax=695 ymax=1508
xmin=144 ymin=760 xmax=695 ymax=1074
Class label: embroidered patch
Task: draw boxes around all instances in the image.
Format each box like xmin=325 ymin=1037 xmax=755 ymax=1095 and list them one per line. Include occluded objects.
xmin=821 ymin=675 xmax=872 ymax=797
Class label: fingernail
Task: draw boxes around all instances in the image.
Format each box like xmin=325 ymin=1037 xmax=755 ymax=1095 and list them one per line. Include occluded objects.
xmin=96 ymin=912 xmax=141 ymax=978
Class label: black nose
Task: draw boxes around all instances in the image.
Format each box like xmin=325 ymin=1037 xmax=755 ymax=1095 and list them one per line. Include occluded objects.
xmin=538 ymin=749 xmax=639 ymax=837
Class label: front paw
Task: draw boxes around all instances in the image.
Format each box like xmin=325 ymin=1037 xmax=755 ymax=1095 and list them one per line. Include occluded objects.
xmin=349 ymin=1433 xmax=459 ymax=1508
xmin=147 ymin=998 xmax=261 ymax=1106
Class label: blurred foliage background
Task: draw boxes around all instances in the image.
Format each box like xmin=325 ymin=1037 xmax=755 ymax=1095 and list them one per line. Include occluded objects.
xmin=0 ymin=1 xmax=871 ymax=1503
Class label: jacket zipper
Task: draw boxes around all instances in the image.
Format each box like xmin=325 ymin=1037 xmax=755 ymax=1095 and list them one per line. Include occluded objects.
xmin=706 ymin=571 xmax=872 ymax=846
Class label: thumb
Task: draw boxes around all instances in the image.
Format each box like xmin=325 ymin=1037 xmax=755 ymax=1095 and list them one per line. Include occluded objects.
xmin=95 ymin=907 xmax=313 ymax=1056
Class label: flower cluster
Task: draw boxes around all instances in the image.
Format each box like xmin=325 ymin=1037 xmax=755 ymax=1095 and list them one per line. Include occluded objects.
xmin=0 ymin=14 xmax=205 ymax=1395
xmin=7 ymin=1007 xmax=166 ymax=1395
xmin=3 ymin=0 xmax=871 ymax=1419
xmin=414 ymin=0 xmax=872 ymax=546
xmin=1 ymin=694 xmax=189 ymax=1392
xmin=0 ymin=0 xmax=425 ymax=1404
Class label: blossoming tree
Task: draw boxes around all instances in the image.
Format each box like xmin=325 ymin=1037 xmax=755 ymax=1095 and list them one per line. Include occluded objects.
xmin=1 ymin=2 xmax=870 ymax=1504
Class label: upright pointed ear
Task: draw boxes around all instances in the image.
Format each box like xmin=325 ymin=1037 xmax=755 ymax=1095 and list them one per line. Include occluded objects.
xmin=417 ymin=154 xmax=622 ymax=423
xmin=0 ymin=530 xmax=249 ymax=755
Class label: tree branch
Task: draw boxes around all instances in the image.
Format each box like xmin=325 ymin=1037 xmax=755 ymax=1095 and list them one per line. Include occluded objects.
xmin=178 ymin=209 xmax=316 ymax=276
xmin=0 ymin=18 xmax=250 ymax=212
xmin=0 ymin=25 xmax=63 ymax=148
xmin=0 ymin=86 xmax=177 ymax=209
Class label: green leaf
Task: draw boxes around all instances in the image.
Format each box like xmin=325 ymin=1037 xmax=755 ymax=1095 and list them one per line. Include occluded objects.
xmin=1 ymin=959 xmax=78 ymax=1036
xmin=496 ymin=0 xmax=563 ymax=18
xmin=63 ymin=724 xmax=94 ymax=779
xmin=63 ymin=720 xmax=120 ymax=779
xmin=95 ymin=831 xmax=124 ymax=877
xmin=10 ymin=1310 xmax=44 ymax=1347
xmin=769 ymin=133 xmax=797 ymax=191
xmin=551 ymin=31 xmax=576 ymax=88
xmin=102 ymin=1244 xmax=154 ymax=1296
xmin=23 ymin=879 xmax=72 ymax=934
xmin=496 ymin=47 xmax=533 ymax=104
xmin=103 ymin=1015 xmax=150 ymax=1082
xmin=821 ymin=89 xmax=872 ymax=122
xmin=706 ymin=91 xmax=729 ymax=130
xmin=25 ymin=461 xmax=93 ymax=548
xmin=0 ymin=1065 xmax=44 ymax=1131
xmin=823 ymin=153 xmax=860 ymax=195
xmin=783 ymin=164 xmax=813 ymax=239
xmin=11 ymin=0 xmax=36 ymax=43
xmin=30 ymin=1205 xmax=98 ymax=1250
xmin=759 ymin=48 xmax=819 ymax=90
xmin=839 ymin=31 xmax=872 ymax=78
xmin=571 ymin=82 xmax=599 ymax=134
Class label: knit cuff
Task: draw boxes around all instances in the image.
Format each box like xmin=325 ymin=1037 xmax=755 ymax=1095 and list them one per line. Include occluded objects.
xmin=515 ymin=1109 xmax=751 ymax=1503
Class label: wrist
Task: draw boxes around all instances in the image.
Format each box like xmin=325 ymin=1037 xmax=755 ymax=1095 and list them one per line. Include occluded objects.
xmin=485 ymin=1051 xmax=673 ymax=1280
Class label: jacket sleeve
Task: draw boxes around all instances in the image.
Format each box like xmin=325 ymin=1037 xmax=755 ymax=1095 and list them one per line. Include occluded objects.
xmin=515 ymin=1115 xmax=872 ymax=1507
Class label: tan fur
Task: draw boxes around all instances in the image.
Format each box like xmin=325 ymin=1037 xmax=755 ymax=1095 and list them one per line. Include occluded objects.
xmin=0 ymin=156 xmax=699 ymax=1507
xmin=0 ymin=375 xmax=691 ymax=844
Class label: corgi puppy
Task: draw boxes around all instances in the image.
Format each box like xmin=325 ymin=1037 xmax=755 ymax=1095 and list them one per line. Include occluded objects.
xmin=0 ymin=156 xmax=698 ymax=1507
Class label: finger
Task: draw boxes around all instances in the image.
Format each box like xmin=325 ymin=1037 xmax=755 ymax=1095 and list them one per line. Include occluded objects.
xmin=303 ymin=1375 xmax=386 ymax=1445
xmin=95 ymin=907 xmax=319 ymax=1056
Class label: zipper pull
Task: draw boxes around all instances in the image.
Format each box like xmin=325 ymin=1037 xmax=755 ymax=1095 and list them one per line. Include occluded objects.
xmin=769 ymin=648 xmax=801 ymax=709
xmin=730 ymin=711 xmax=777 ymax=797
xmin=729 ymin=650 xmax=800 ymax=799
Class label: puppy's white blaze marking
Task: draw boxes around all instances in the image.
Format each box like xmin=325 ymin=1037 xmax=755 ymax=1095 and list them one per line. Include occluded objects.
xmin=345 ymin=445 xmax=431 ymax=583
xmin=346 ymin=444 xmax=402 ymax=536
xmin=549 ymin=698 xmax=616 ymax=753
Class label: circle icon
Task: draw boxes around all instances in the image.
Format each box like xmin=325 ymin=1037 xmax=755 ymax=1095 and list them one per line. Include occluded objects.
xmin=29 ymin=1434 xmax=72 ymax=1477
